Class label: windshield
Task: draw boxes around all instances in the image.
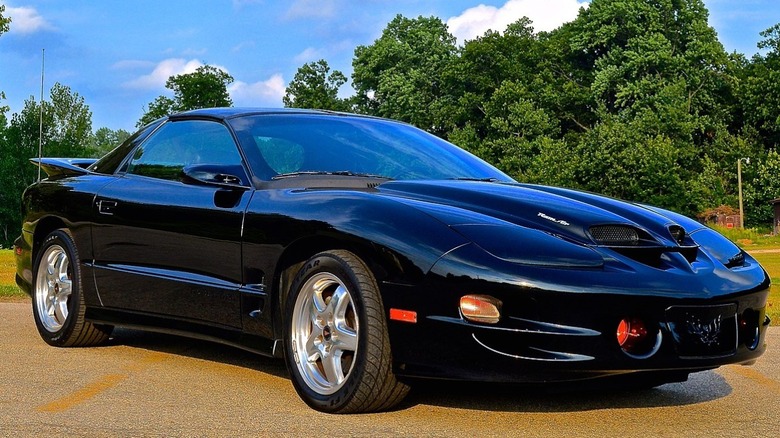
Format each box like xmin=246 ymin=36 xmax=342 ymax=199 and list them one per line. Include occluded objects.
xmin=228 ymin=114 xmax=512 ymax=182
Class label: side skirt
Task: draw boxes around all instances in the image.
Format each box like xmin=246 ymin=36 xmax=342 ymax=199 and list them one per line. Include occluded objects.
xmin=86 ymin=307 xmax=281 ymax=358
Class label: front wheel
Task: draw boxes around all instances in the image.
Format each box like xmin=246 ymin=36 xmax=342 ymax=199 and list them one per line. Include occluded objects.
xmin=32 ymin=229 xmax=112 ymax=347
xmin=284 ymin=250 xmax=410 ymax=413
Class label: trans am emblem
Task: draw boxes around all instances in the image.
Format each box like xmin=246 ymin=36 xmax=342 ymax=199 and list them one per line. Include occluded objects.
xmin=537 ymin=212 xmax=570 ymax=226
xmin=686 ymin=314 xmax=722 ymax=346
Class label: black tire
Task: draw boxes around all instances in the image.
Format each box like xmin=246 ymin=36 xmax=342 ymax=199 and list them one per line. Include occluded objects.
xmin=32 ymin=229 xmax=112 ymax=347
xmin=284 ymin=250 xmax=410 ymax=413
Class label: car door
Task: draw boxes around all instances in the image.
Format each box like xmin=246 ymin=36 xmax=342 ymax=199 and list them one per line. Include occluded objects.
xmin=91 ymin=119 xmax=252 ymax=328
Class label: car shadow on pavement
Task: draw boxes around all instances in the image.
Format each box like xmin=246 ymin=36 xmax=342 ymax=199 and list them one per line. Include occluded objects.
xmin=103 ymin=327 xmax=732 ymax=413
xmin=400 ymin=370 xmax=732 ymax=413
xmin=106 ymin=327 xmax=290 ymax=379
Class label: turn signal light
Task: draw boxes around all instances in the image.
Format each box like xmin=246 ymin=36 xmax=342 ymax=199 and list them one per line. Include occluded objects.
xmin=389 ymin=308 xmax=417 ymax=323
xmin=460 ymin=294 xmax=502 ymax=324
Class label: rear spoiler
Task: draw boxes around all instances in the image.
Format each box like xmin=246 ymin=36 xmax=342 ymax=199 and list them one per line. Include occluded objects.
xmin=30 ymin=158 xmax=98 ymax=178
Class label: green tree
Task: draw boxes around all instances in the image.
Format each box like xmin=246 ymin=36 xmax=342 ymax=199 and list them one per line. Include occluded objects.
xmin=743 ymin=149 xmax=780 ymax=226
xmin=738 ymin=24 xmax=780 ymax=149
xmin=0 ymin=83 xmax=94 ymax=246
xmin=138 ymin=65 xmax=234 ymax=127
xmin=284 ymin=60 xmax=349 ymax=110
xmin=352 ymin=15 xmax=457 ymax=134
xmin=0 ymin=4 xmax=9 ymax=35
xmin=90 ymin=127 xmax=131 ymax=157
xmin=1 ymin=4 xmax=10 ymax=128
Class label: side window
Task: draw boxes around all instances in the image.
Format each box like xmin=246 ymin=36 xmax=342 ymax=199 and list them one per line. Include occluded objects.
xmin=126 ymin=120 xmax=244 ymax=182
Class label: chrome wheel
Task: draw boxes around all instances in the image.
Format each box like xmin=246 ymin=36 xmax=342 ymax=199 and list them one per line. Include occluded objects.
xmin=290 ymin=272 xmax=359 ymax=395
xmin=34 ymin=244 xmax=72 ymax=333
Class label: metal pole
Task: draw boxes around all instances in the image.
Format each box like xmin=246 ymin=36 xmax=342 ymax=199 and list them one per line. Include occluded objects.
xmin=38 ymin=48 xmax=45 ymax=181
xmin=738 ymin=159 xmax=744 ymax=229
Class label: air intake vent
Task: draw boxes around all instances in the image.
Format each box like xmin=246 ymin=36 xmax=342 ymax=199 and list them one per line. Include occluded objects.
xmin=589 ymin=225 xmax=640 ymax=246
xmin=668 ymin=225 xmax=685 ymax=244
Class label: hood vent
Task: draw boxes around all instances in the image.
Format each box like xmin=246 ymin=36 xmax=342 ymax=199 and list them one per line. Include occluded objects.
xmin=668 ymin=225 xmax=686 ymax=245
xmin=589 ymin=225 xmax=640 ymax=246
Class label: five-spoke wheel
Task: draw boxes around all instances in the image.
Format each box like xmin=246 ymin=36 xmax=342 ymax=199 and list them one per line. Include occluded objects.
xmin=31 ymin=230 xmax=112 ymax=347
xmin=284 ymin=250 xmax=410 ymax=413
xmin=34 ymin=243 xmax=73 ymax=332
xmin=290 ymin=272 xmax=359 ymax=395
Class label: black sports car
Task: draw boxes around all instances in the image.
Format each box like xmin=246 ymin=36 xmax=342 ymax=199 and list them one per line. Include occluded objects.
xmin=14 ymin=108 xmax=770 ymax=413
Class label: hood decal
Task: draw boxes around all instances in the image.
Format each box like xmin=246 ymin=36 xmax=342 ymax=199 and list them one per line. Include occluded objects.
xmin=538 ymin=212 xmax=571 ymax=227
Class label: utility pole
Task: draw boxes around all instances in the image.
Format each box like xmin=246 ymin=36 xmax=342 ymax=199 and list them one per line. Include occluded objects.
xmin=738 ymin=157 xmax=750 ymax=229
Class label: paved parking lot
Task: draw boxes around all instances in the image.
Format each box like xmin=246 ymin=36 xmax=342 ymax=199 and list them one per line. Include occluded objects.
xmin=1 ymin=300 xmax=777 ymax=437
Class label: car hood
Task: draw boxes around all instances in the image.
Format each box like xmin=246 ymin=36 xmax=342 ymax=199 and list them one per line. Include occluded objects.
xmin=377 ymin=180 xmax=692 ymax=248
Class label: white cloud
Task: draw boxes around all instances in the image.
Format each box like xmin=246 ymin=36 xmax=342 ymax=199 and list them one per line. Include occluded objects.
xmin=294 ymin=47 xmax=323 ymax=63
xmin=6 ymin=6 xmax=54 ymax=34
xmin=123 ymin=58 xmax=204 ymax=90
xmin=447 ymin=0 xmax=588 ymax=43
xmin=229 ymin=74 xmax=286 ymax=106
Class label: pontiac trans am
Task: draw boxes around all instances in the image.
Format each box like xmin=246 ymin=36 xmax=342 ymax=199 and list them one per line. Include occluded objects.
xmin=14 ymin=108 xmax=770 ymax=413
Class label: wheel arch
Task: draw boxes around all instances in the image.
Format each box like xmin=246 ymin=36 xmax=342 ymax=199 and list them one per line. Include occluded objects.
xmin=270 ymin=233 xmax=410 ymax=339
xmin=31 ymin=216 xmax=69 ymax=261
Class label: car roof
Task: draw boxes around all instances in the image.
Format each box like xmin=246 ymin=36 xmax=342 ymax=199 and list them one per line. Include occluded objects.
xmin=169 ymin=107 xmax=357 ymax=122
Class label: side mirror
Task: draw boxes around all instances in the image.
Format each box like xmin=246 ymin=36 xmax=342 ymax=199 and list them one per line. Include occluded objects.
xmin=182 ymin=164 xmax=250 ymax=190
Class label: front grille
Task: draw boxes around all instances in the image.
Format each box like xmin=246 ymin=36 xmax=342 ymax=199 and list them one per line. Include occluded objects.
xmin=589 ymin=225 xmax=640 ymax=246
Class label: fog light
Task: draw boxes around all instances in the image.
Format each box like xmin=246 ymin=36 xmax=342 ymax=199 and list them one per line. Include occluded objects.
xmin=616 ymin=317 xmax=662 ymax=358
xmin=460 ymin=294 xmax=502 ymax=324
xmin=739 ymin=310 xmax=761 ymax=350
xmin=617 ymin=317 xmax=647 ymax=350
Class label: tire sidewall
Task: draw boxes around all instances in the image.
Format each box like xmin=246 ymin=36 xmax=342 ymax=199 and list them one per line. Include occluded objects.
xmin=284 ymin=252 xmax=371 ymax=413
xmin=32 ymin=230 xmax=82 ymax=346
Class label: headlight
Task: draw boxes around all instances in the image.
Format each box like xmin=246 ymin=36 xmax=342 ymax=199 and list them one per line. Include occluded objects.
xmin=450 ymin=224 xmax=604 ymax=268
xmin=689 ymin=228 xmax=744 ymax=268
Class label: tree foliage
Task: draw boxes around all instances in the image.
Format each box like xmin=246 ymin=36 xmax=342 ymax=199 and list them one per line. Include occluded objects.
xmin=3 ymin=0 xmax=780 ymax=236
xmin=352 ymin=15 xmax=457 ymax=135
xmin=283 ymin=60 xmax=349 ymax=111
xmin=284 ymin=1 xmax=780 ymax=227
xmin=0 ymin=4 xmax=9 ymax=36
xmin=138 ymin=65 xmax=234 ymax=127
xmin=0 ymin=83 xmax=95 ymax=246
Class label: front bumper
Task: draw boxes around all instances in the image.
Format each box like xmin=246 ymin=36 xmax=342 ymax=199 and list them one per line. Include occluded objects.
xmin=384 ymin=242 xmax=771 ymax=383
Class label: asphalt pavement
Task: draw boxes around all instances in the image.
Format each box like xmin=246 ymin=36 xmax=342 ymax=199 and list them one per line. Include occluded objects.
xmin=0 ymin=300 xmax=777 ymax=437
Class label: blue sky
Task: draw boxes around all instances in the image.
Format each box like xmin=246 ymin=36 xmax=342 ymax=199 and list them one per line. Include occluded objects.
xmin=1 ymin=0 xmax=779 ymax=131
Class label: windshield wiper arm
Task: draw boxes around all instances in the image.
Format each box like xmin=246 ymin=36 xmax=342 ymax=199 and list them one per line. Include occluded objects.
xmin=273 ymin=171 xmax=392 ymax=180
xmin=449 ymin=177 xmax=500 ymax=182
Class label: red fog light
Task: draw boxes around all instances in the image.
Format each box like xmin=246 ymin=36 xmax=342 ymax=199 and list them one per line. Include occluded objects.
xmin=460 ymin=294 xmax=502 ymax=324
xmin=617 ymin=317 xmax=647 ymax=350
xmin=616 ymin=317 xmax=661 ymax=358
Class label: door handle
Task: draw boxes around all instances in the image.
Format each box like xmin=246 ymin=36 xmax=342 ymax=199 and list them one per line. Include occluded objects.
xmin=96 ymin=200 xmax=117 ymax=215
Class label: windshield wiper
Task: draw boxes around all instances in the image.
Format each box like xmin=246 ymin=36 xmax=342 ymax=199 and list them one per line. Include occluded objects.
xmin=449 ymin=177 xmax=500 ymax=182
xmin=273 ymin=171 xmax=392 ymax=180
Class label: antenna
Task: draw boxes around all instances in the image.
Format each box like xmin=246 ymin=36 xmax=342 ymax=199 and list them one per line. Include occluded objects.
xmin=38 ymin=48 xmax=45 ymax=181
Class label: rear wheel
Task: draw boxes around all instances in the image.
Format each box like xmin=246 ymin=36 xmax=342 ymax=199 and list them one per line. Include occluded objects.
xmin=32 ymin=229 xmax=112 ymax=347
xmin=284 ymin=250 xmax=410 ymax=413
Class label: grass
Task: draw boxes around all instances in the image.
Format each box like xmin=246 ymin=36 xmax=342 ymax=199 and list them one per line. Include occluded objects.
xmin=1 ymin=237 xmax=778 ymax=323
xmin=0 ymin=249 xmax=24 ymax=299
xmin=711 ymin=225 xmax=780 ymax=248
